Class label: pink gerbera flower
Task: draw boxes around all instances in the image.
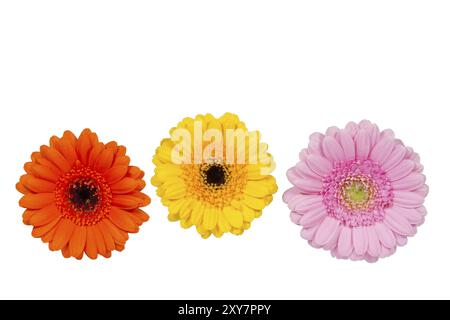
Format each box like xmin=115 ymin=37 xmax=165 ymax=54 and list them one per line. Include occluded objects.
xmin=284 ymin=120 xmax=428 ymax=262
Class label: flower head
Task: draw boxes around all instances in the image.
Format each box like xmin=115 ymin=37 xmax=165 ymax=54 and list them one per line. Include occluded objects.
xmin=284 ymin=120 xmax=428 ymax=262
xmin=17 ymin=129 xmax=150 ymax=259
xmin=152 ymin=113 xmax=277 ymax=238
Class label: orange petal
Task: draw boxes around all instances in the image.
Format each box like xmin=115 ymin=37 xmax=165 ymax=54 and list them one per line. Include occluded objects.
xmin=92 ymin=225 xmax=107 ymax=257
xmin=40 ymin=145 xmax=71 ymax=173
xmin=21 ymin=175 xmax=55 ymax=193
xmin=97 ymin=221 xmax=116 ymax=251
xmin=112 ymin=195 xmax=141 ymax=210
xmin=127 ymin=212 xmax=143 ymax=226
xmin=130 ymin=191 xmax=151 ymax=206
xmin=76 ymin=129 xmax=93 ymax=165
xmin=115 ymin=146 xmax=127 ymax=157
xmin=136 ymin=180 xmax=146 ymax=191
xmin=59 ymin=137 xmax=78 ymax=166
xmin=111 ymin=178 xmax=139 ymax=194
xmin=41 ymin=224 xmax=57 ymax=243
xmin=61 ymin=244 xmax=71 ymax=258
xmin=49 ymin=219 xmax=75 ymax=251
xmin=35 ymin=156 xmax=61 ymax=174
xmin=69 ymin=226 xmax=87 ymax=258
xmin=131 ymin=209 xmax=150 ymax=223
xmin=103 ymin=165 xmax=128 ymax=184
xmin=19 ymin=193 xmax=54 ymax=209
xmin=29 ymin=204 xmax=60 ymax=227
xmin=113 ymin=155 xmax=130 ymax=167
xmin=24 ymin=162 xmax=33 ymax=173
xmin=85 ymin=227 xmax=98 ymax=259
xmin=30 ymin=164 xmax=60 ymax=182
xmin=16 ymin=182 xmax=31 ymax=194
xmin=88 ymin=143 xmax=105 ymax=167
xmin=115 ymin=243 xmax=125 ymax=252
xmin=32 ymin=217 xmax=60 ymax=238
xmin=75 ymin=252 xmax=84 ymax=260
xmin=63 ymin=130 xmax=77 ymax=147
xmin=22 ymin=209 xmax=35 ymax=225
xmin=103 ymin=219 xmax=129 ymax=243
xmin=127 ymin=166 xmax=142 ymax=179
xmin=89 ymin=132 xmax=99 ymax=145
xmin=109 ymin=207 xmax=139 ymax=233
xmin=105 ymin=141 xmax=118 ymax=154
xmin=94 ymin=149 xmax=114 ymax=173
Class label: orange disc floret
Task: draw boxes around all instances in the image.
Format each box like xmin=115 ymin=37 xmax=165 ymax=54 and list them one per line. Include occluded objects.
xmin=17 ymin=129 xmax=150 ymax=260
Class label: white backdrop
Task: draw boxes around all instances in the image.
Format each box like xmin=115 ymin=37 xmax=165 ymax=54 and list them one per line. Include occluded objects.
xmin=1 ymin=1 xmax=449 ymax=300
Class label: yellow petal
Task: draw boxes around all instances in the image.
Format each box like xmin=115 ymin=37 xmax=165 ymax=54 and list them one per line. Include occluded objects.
xmin=203 ymin=207 xmax=218 ymax=231
xmin=223 ymin=206 xmax=243 ymax=229
xmin=243 ymin=195 xmax=267 ymax=211
xmin=244 ymin=181 xmax=270 ymax=198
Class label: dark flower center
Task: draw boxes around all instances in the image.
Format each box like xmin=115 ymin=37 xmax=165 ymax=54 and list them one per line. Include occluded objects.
xmin=68 ymin=178 xmax=100 ymax=212
xmin=204 ymin=164 xmax=227 ymax=187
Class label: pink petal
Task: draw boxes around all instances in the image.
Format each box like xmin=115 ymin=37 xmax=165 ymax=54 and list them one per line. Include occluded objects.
xmin=287 ymin=167 xmax=303 ymax=185
xmin=299 ymin=148 xmax=309 ymax=161
xmin=394 ymin=191 xmax=425 ymax=208
xmin=350 ymin=252 xmax=364 ymax=261
xmin=352 ymin=227 xmax=369 ymax=256
xmin=294 ymin=161 xmax=321 ymax=179
xmin=301 ymin=224 xmax=319 ymax=241
xmin=324 ymin=224 xmax=342 ymax=250
xmin=309 ymin=240 xmax=322 ymax=249
xmin=295 ymin=177 xmax=323 ymax=194
xmin=384 ymin=207 xmax=415 ymax=236
xmin=313 ymin=217 xmax=340 ymax=247
xmin=289 ymin=194 xmax=323 ymax=212
xmin=344 ymin=122 xmax=358 ymax=137
xmin=374 ymin=222 xmax=396 ymax=249
xmin=366 ymin=226 xmax=381 ymax=257
xmin=325 ymin=126 xmax=340 ymax=137
xmin=368 ymin=124 xmax=381 ymax=147
xmin=308 ymin=133 xmax=324 ymax=156
xmin=300 ymin=207 xmax=327 ymax=228
xmin=365 ymin=255 xmax=379 ymax=263
xmin=388 ymin=160 xmax=414 ymax=181
xmin=392 ymin=173 xmax=426 ymax=191
xmin=337 ymin=130 xmax=355 ymax=161
xmin=394 ymin=205 xmax=425 ymax=226
xmin=415 ymin=163 xmax=424 ymax=172
xmin=355 ymin=129 xmax=371 ymax=160
xmin=380 ymin=129 xmax=395 ymax=140
xmin=282 ymin=187 xmax=300 ymax=203
xmin=337 ymin=227 xmax=353 ymax=257
xmin=370 ymin=137 xmax=395 ymax=164
xmin=396 ymin=234 xmax=408 ymax=247
xmin=305 ymin=154 xmax=332 ymax=177
xmin=322 ymin=136 xmax=345 ymax=162
xmin=417 ymin=206 xmax=427 ymax=217
xmin=380 ymin=245 xmax=396 ymax=258
xmin=381 ymin=145 xmax=407 ymax=172
xmin=415 ymin=185 xmax=429 ymax=197
xmin=290 ymin=211 xmax=303 ymax=225
xmin=358 ymin=120 xmax=374 ymax=130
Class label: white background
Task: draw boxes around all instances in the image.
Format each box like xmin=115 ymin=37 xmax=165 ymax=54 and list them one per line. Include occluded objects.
xmin=0 ymin=1 xmax=449 ymax=300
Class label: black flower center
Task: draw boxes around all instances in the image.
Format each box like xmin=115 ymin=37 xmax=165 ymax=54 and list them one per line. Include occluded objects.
xmin=68 ymin=178 xmax=100 ymax=212
xmin=204 ymin=164 xmax=227 ymax=187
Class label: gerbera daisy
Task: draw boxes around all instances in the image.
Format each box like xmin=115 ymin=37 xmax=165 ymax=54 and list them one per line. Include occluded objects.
xmin=151 ymin=113 xmax=277 ymax=238
xmin=17 ymin=129 xmax=150 ymax=259
xmin=284 ymin=120 xmax=428 ymax=262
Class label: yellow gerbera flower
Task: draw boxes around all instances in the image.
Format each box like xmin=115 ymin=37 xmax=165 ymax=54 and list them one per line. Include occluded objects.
xmin=151 ymin=113 xmax=277 ymax=238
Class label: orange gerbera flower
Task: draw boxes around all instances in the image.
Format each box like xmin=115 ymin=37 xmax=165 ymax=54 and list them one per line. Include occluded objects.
xmin=17 ymin=129 xmax=150 ymax=260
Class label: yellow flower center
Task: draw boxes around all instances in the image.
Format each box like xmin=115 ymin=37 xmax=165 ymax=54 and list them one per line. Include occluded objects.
xmin=182 ymin=161 xmax=248 ymax=208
